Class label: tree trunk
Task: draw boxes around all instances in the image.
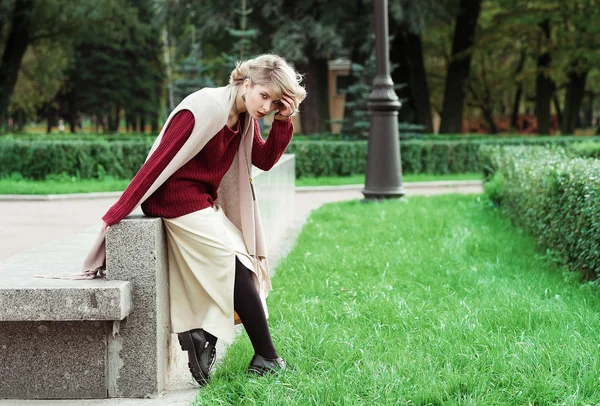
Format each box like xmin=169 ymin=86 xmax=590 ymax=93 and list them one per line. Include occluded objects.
xmin=15 ymin=109 xmax=26 ymax=132
xmin=561 ymin=68 xmax=587 ymax=135
xmin=107 ymin=111 xmax=115 ymax=133
xmin=390 ymin=25 xmax=433 ymax=132
xmin=297 ymin=57 xmax=329 ymax=134
xmin=535 ymin=20 xmax=553 ymax=135
xmin=341 ymin=1 xmax=369 ymax=136
xmin=583 ymin=94 xmax=593 ymax=128
xmin=139 ymin=116 xmax=146 ymax=133
xmin=0 ymin=0 xmax=34 ymax=130
xmin=125 ymin=112 xmax=132 ymax=132
xmin=390 ymin=26 xmax=413 ymax=124
xmin=481 ymin=106 xmax=498 ymax=134
xmin=67 ymin=89 xmax=77 ymax=133
xmin=510 ymin=51 xmax=526 ymax=130
xmin=46 ymin=107 xmax=55 ymax=134
xmin=131 ymin=114 xmax=137 ymax=132
xmin=151 ymin=113 xmax=159 ymax=133
xmin=111 ymin=106 xmax=121 ymax=132
xmin=405 ymin=31 xmax=433 ymax=133
xmin=439 ymin=0 xmax=483 ymax=134
xmin=553 ymin=91 xmax=562 ymax=129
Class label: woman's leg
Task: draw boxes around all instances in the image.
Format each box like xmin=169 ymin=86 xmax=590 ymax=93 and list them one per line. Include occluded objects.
xmin=233 ymin=257 xmax=278 ymax=359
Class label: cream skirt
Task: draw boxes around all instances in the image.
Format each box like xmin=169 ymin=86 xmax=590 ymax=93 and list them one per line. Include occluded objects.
xmin=163 ymin=205 xmax=264 ymax=344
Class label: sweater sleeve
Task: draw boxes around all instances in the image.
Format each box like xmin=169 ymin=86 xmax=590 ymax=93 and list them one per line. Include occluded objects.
xmin=102 ymin=110 xmax=195 ymax=226
xmin=251 ymin=118 xmax=293 ymax=171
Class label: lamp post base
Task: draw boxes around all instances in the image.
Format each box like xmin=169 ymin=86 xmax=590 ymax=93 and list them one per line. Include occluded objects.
xmin=361 ymin=186 xmax=405 ymax=200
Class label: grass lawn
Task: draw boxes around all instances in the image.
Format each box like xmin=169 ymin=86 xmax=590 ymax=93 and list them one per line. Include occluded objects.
xmin=0 ymin=173 xmax=481 ymax=195
xmin=195 ymin=194 xmax=600 ymax=405
xmin=0 ymin=177 xmax=132 ymax=194
xmin=295 ymin=172 xmax=482 ymax=187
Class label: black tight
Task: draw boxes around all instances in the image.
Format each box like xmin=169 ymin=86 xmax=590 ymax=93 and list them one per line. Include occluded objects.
xmin=232 ymin=257 xmax=278 ymax=359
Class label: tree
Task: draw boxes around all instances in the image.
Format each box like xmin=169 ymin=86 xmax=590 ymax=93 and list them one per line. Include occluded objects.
xmin=389 ymin=0 xmax=448 ymax=133
xmin=553 ymin=0 xmax=600 ymax=134
xmin=0 ymin=0 xmax=123 ymax=131
xmin=163 ymin=0 xmax=346 ymax=134
xmin=171 ymin=45 xmax=216 ymax=107
xmin=463 ymin=2 xmax=528 ymax=134
xmin=0 ymin=0 xmax=34 ymax=129
xmin=535 ymin=19 xmax=553 ymax=135
xmin=9 ymin=40 xmax=72 ymax=128
xmin=339 ymin=56 xmax=376 ymax=139
xmin=438 ymin=0 xmax=483 ymax=134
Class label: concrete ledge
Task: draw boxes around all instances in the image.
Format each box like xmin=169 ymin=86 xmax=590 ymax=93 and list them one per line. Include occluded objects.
xmin=0 ymin=321 xmax=110 ymax=399
xmin=0 ymin=226 xmax=133 ymax=321
xmin=0 ymin=283 xmax=132 ymax=321
xmin=0 ymin=153 xmax=297 ymax=400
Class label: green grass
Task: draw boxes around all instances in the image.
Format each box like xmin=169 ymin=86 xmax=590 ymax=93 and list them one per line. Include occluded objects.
xmin=194 ymin=194 xmax=600 ymax=405
xmin=0 ymin=173 xmax=481 ymax=194
xmin=295 ymin=172 xmax=482 ymax=187
xmin=0 ymin=176 xmax=131 ymax=194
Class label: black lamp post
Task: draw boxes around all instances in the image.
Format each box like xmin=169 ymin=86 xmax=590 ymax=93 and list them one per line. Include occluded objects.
xmin=362 ymin=0 xmax=404 ymax=200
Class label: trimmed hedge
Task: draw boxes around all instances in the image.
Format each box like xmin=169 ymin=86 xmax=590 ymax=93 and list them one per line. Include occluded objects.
xmin=569 ymin=140 xmax=600 ymax=159
xmin=481 ymin=145 xmax=600 ymax=280
xmin=287 ymin=137 xmax=600 ymax=178
xmin=1 ymin=135 xmax=599 ymax=180
xmin=0 ymin=139 xmax=153 ymax=180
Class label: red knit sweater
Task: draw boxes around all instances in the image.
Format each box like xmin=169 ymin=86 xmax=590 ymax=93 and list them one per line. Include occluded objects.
xmin=102 ymin=110 xmax=293 ymax=226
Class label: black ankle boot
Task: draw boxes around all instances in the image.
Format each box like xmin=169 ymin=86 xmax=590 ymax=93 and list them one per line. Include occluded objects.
xmin=178 ymin=329 xmax=217 ymax=385
xmin=247 ymin=354 xmax=286 ymax=376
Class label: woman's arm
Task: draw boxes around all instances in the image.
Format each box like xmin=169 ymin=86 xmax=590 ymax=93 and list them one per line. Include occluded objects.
xmin=102 ymin=110 xmax=195 ymax=226
xmin=251 ymin=118 xmax=293 ymax=171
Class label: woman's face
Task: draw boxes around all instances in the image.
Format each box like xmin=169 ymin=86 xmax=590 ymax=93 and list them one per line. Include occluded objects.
xmin=244 ymin=83 xmax=282 ymax=120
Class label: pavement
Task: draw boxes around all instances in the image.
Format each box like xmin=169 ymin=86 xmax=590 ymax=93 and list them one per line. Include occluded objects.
xmin=0 ymin=180 xmax=482 ymax=405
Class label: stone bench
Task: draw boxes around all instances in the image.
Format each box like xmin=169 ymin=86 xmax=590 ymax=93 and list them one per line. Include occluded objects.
xmin=0 ymin=155 xmax=295 ymax=400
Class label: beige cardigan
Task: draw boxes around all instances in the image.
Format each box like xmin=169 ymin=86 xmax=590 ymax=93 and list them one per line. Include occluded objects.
xmin=81 ymin=85 xmax=271 ymax=296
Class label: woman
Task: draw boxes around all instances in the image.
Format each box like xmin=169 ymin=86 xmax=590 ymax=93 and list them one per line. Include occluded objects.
xmin=82 ymin=54 xmax=306 ymax=385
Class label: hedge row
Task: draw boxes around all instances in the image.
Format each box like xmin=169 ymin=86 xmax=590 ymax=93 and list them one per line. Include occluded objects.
xmin=287 ymin=137 xmax=599 ymax=178
xmin=0 ymin=140 xmax=153 ymax=180
xmin=568 ymin=140 xmax=600 ymax=159
xmin=1 ymin=136 xmax=599 ymax=180
xmin=481 ymin=145 xmax=600 ymax=280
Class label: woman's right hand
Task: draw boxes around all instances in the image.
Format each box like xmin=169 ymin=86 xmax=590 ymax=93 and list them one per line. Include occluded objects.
xmin=102 ymin=221 xmax=109 ymax=232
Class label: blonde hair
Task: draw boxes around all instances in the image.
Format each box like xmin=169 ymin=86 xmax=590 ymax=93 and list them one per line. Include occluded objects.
xmin=230 ymin=54 xmax=307 ymax=105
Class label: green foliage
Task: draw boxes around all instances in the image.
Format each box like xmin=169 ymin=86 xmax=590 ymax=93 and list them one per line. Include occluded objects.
xmin=65 ymin=0 xmax=166 ymax=128
xmin=9 ymin=41 xmax=73 ymax=118
xmin=170 ymin=45 xmax=216 ymax=106
xmin=339 ymin=58 xmax=375 ymax=139
xmin=194 ymin=195 xmax=600 ymax=404
xmin=2 ymin=135 xmax=599 ymax=180
xmin=569 ymin=140 xmax=600 ymax=159
xmin=0 ymin=139 xmax=153 ymax=180
xmin=481 ymin=145 xmax=600 ymax=279
xmin=288 ymin=136 xmax=600 ymax=178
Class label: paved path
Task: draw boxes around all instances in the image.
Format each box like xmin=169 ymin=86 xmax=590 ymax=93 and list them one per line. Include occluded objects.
xmin=0 ymin=180 xmax=482 ymax=405
xmin=0 ymin=181 xmax=482 ymax=261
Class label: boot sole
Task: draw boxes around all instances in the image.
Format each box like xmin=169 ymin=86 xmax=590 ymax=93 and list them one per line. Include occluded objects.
xmin=178 ymin=332 xmax=210 ymax=386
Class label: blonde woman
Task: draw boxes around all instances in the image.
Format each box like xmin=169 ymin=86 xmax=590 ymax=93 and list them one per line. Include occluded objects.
xmin=83 ymin=54 xmax=306 ymax=385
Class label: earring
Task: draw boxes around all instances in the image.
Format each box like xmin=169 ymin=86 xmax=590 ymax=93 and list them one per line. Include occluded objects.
xmin=241 ymin=93 xmax=246 ymax=102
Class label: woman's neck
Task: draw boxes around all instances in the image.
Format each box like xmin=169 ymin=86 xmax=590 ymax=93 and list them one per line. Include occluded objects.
xmin=229 ymin=86 xmax=247 ymax=122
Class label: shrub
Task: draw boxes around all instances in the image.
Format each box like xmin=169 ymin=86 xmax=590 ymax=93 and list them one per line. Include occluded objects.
xmin=480 ymin=145 xmax=600 ymax=280
xmin=1 ymin=135 xmax=599 ymax=180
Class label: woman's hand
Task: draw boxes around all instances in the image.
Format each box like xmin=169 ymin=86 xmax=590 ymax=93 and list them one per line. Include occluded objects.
xmin=102 ymin=221 xmax=109 ymax=232
xmin=275 ymin=94 xmax=297 ymax=120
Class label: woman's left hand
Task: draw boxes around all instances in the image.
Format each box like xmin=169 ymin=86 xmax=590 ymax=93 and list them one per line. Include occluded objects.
xmin=275 ymin=94 xmax=297 ymax=119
